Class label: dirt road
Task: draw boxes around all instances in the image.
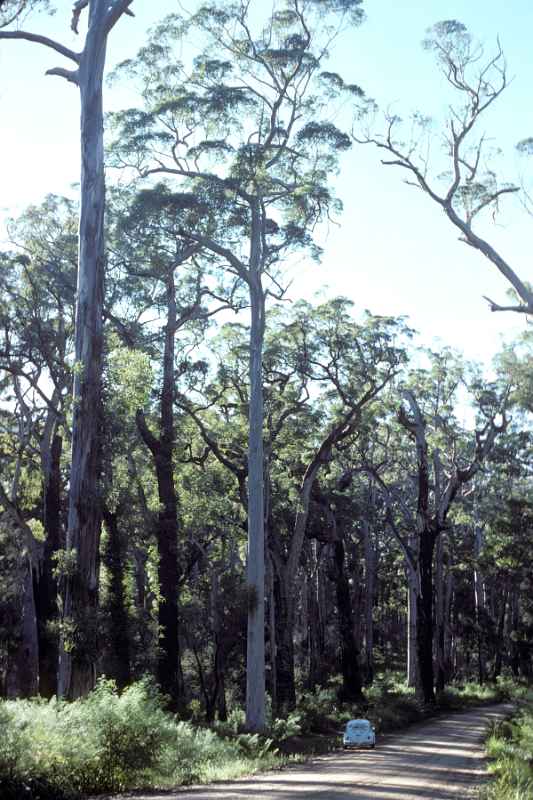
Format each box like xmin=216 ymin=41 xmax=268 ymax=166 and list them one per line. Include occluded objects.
xmin=105 ymin=703 xmax=513 ymax=800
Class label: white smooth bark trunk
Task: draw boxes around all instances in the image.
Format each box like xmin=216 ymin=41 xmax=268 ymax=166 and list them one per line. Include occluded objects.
xmin=58 ymin=0 xmax=107 ymax=699
xmin=245 ymin=269 xmax=266 ymax=732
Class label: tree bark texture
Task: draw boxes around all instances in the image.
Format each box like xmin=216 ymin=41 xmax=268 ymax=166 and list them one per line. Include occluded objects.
xmin=273 ymin=569 xmax=296 ymax=714
xmin=59 ymin=2 xmax=108 ymax=700
xmin=416 ymin=531 xmax=436 ymax=704
xmin=491 ymin=585 xmax=508 ymax=681
xmin=136 ymin=269 xmax=183 ymax=709
xmin=245 ymin=266 xmax=266 ymax=732
xmin=102 ymin=507 xmax=131 ymax=688
xmin=362 ymin=517 xmax=376 ymax=684
xmin=473 ymin=523 xmax=487 ymax=685
xmin=407 ymin=568 xmax=418 ymax=689
xmin=332 ymin=538 xmax=363 ymax=702
xmin=35 ymin=432 xmax=62 ymax=697
xmin=6 ymin=554 xmax=39 ymax=698
xmin=435 ymin=535 xmax=446 ymax=693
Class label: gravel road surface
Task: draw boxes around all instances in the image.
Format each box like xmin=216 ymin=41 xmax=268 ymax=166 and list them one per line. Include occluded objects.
xmin=100 ymin=703 xmax=513 ymax=800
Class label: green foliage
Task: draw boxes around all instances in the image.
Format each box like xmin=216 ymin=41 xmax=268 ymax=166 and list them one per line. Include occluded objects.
xmin=482 ymin=697 xmax=533 ymax=800
xmin=297 ymin=686 xmax=341 ymax=733
xmin=0 ymin=680 xmax=172 ymax=794
xmin=437 ymin=678 xmax=517 ymax=711
xmin=0 ymin=680 xmax=285 ymax=795
xmin=268 ymin=712 xmax=303 ymax=741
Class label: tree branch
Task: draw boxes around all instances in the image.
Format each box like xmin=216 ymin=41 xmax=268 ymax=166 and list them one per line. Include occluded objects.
xmin=483 ymin=295 xmax=532 ymax=314
xmin=0 ymin=29 xmax=80 ymax=62
xmin=46 ymin=66 xmax=79 ymax=85
xmin=135 ymin=408 xmax=160 ymax=455
xmin=103 ymin=0 xmax=135 ymax=35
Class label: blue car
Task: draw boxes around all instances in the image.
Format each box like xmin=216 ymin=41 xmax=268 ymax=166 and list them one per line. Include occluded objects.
xmin=342 ymin=718 xmax=376 ymax=749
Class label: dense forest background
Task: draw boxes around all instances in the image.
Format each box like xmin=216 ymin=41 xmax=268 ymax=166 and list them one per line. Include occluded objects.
xmin=0 ymin=6 xmax=532 ymax=787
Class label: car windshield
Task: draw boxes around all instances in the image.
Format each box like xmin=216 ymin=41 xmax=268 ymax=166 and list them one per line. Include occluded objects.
xmin=348 ymin=722 xmax=369 ymax=731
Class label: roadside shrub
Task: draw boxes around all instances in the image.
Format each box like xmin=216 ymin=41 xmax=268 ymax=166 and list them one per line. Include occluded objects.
xmin=269 ymin=712 xmax=302 ymax=741
xmin=0 ymin=679 xmax=177 ymax=795
xmin=364 ymin=678 xmax=420 ymax=732
xmin=0 ymin=681 xmax=285 ymax=795
xmin=297 ymin=687 xmax=340 ymax=733
xmin=212 ymin=706 xmax=246 ymax=737
xmin=482 ymin=700 xmax=533 ymax=799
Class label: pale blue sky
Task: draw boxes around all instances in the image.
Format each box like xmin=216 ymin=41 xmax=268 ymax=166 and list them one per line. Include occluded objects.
xmin=0 ymin=0 xmax=531 ymax=364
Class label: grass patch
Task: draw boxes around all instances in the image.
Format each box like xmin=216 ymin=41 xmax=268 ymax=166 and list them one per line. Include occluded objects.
xmin=480 ymin=693 xmax=533 ymax=800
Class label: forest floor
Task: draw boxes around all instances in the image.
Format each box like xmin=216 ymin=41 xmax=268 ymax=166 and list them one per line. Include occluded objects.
xmin=92 ymin=703 xmax=514 ymax=800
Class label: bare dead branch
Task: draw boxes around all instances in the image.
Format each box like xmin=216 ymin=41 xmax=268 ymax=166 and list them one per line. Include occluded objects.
xmin=46 ymin=66 xmax=79 ymax=84
xmin=71 ymin=0 xmax=88 ymax=34
xmin=103 ymin=0 xmax=135 ymax=35
xmin=0 ymin=29 xmax=80 ymax=62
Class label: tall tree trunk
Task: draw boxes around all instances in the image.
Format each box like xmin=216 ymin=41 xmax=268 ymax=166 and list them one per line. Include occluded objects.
xmin=306 ymin=542 xmax=323 ymax=690
xmin=6 ymin=554 xmax=39 ymax=698
xmin=332 ymin=538 xmax=363 ymax=701
xmin=154 ymin=442 xmax=182 ymax=705
xmin=435 ymin=535 xmax=446 ymax=693
xmin=509 ymin=591 xmax=520 ymax=677
xmin=407 ymin=571 xmax=418 ymax=688
xmin=416 ymin=531 xmax=436 ymax=704
xmin=210 ymin=569 xmax=228 ymax=722
xmin=273 ymin=568 xmax=296 ymax=714
xmin=266 ymin=552 xmax=277 ymax=714
xmin=133 ymin=545 xmax=148 ymax=611
xmin=58 ymin=5 xmax=107 ymax=699
xmin=245 ymin=262 xmax=266 ymax=732
xmin=35 ymin=432 xmax=63 ymax=697
xmin=363 ymin=517 xmax=376 ymax=685
xmin=491 ymin=585 xmax=508 ymax=681
xmin=473 ymin=524 xmax=487 ymax=684
xmin=102 ymin=507 xmax=131 ymax=688
xmin=444 ymin=571 xmax=454 ymax=681
xmin=136 ymin=270 xmax=183 ymax=708
xmin=406 ymin=530 xmax=419 ymax=689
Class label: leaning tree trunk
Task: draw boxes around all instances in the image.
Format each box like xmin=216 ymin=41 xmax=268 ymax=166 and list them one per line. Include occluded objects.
xmin=58 ymin=11 xmax=107 ymax=700
xmin=245 ymin=258 xmax=266 ymax=732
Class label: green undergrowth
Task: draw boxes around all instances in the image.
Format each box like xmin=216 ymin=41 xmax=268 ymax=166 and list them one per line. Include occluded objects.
xmin=0 ymin=680 xmax=287 ymax=799
xmin=480 ymin=693 xmax=533 ymax=800
xmin=0 ymin=675 xmax=521 ymax=799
